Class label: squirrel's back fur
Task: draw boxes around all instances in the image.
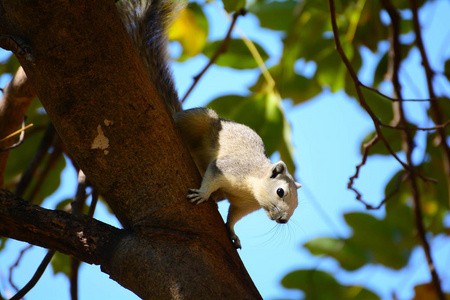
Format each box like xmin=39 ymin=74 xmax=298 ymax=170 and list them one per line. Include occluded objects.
xmin=174 ymin=108 xmax=271 ymax=177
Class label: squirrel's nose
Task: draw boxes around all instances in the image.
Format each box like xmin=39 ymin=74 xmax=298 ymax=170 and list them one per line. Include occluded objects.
xmin=277 ymin=218 xmax=287 ymax=224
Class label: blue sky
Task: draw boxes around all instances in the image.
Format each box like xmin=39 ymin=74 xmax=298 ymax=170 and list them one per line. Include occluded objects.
xmin=1 ymin=0 xmax=450 ymax=299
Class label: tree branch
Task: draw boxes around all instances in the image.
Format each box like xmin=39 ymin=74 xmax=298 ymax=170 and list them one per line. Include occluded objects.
xmin=10 ymin=250 xmax=56 ymax=300
xmin=410 ymin=0 xmax=450 ymax=209
xmin=0 ymin=117 xmax=33 ymax=151
xmin=14 ymin=123 xmax=56 ymax=197
xmin=0 ymin=0 xmax=261 ymax=298
xmin=0 ymin=67 xmax=35 ymax=187
xmin=0 ymin=189 xmax=125 ymax=264
xmin=181 ymin=9 xmax=246 ymax=103
xmin=381 ymin=1 xmax=444 ymax=298
xmin=8 ymin=244 xmax=33 ymax=293
xmin=327 ymin=0 xmax=436 ymax=186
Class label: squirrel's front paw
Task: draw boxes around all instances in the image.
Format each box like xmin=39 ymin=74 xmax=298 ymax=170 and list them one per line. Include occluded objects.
xmin=226 ymin=225 xmax=242 ymax=249
xmin=186 ymin=189 xmax=208 ymax=204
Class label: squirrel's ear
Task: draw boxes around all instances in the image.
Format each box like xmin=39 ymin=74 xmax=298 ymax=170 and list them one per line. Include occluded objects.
xmin=295 ymin=182 xmax=302 ymax=189
xmin=270 ymin=161 xmax=286 ymax=178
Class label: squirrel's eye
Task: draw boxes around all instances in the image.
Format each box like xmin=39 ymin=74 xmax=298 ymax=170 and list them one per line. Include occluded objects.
xmin=276 ymin=188 xmax=284 ymax=198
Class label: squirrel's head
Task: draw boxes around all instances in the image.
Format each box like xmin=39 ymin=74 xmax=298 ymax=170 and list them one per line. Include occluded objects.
xmin=256 ymin=161 xmax=301 ymax=224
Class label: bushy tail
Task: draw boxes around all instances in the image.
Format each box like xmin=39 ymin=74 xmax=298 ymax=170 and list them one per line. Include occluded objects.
xmin=117 ymin=0 xmax=184 ymax=114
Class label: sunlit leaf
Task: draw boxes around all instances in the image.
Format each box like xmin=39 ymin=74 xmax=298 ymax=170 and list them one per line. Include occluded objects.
xmin=169 ymin=3 xmax=208 ymax=61
xmin=203 ymin=39 xmax=269 ymax=69
xmin=251 ymin=65 xmax=322 ymax=104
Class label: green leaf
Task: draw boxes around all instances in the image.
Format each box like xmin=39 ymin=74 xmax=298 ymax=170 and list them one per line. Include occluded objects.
xmin=27 ymin=151 xmax=66 ymax=205
xmin=344 ymin=213 xmax=411 ymax=269
xmin=248 ymin=0 xmax=297 ymax=31
xmin=4 ymin=99 xmax=50 ymax=184
xmin=55 ymin=198 xmax=91 ymax=215
xmin=400 ymin=19 xmax=414 ymax=35
xmin=250 ymin=65 xmax=322 ymax=104
xmin=0 ymin=54 xmax=20 ymax=75
xmin=51 ymin=252 xmax=71 ymax=277
xmin=359 ymin=129 xmax=403 ymax=156
xmin=445 ymin=59 xmax=450 ymax=82
xmin=0 ymin=237 xmax=7 ymax=251
xmin=222 ymin=0 xmax=246 ymax=13
xmin=304 ymin=237 xmax=368 ymax=271
xmin=373 ymin=52 xmax=388 ymax=87
xmin=282 ymin=269 xmax=380 ymax=300
xmin=203 ymin=39 xmax=269 ymax=69
xmin=360 ymin=85 xmax=393 ymax=123
xmin=315 ymin=48 xmax=348 ymax=92
xmin=305 ymin=211 xmax=416 ymax=270
xmin=351 ymin=1 xmax=388 ymax=52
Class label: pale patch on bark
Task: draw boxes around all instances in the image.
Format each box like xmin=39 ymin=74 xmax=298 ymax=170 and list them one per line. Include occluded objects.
xmin=91 ymin=124 xmax=109 ymax=155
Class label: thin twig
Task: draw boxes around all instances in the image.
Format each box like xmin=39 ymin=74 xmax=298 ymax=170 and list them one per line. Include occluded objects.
xmin=8 ymin=244 xmax=33 ymax=293
xmin=14 ymin=123 xmax=56 ymax=197
xmin=347 ymin=134 xmax=379 ymax=207
xmin=10 ymin=171 xmax=90 ymax=300
xmin=181 ymin=9 xmax=246 ymax=103
xmin=0 ymin=120 xmax=33 ymax=143
xmin=27 ymin=138 xmax=63 ymax=203
xmin=410 ymin=0 xmax=450 ymax=209
xmin=88 ymin=188 xmax=99 ymax=218
xmin=10 ymin=250 xmax=56 ymax=300
xmin=379 ymin=119 xmax=450 ymax=131
xmin=0 ymin=117 xmax=33 ymax=152
xmin=407 ymin=1 xmax=446 ymax=298
xmin=70 ymin=170 xmax=88 ymax=300
xmin=361 ymin=84 xmax=441 ymax=102
xmin=347 ymin=134 xmax=405 ymax=210
xmin=381 ymin=1 xmax=444 ymax=298
xmin=327 ymin=0 xmax=435 ymax=185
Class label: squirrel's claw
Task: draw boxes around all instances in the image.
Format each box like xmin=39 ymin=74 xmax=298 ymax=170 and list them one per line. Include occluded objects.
xmin=226 ymin=224 xmax=242 ymax=249
xmin=231 ymin=236 xmax=241 ymax=249
xmin=186 ymin=189 xmax=207 ymax=204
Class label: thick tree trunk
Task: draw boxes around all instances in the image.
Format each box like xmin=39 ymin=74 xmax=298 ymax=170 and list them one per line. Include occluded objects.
xmin=0 ymin=0 xmax=261 ymax=298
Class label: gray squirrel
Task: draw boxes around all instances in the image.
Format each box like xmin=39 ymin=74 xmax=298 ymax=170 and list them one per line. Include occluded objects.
xmin=118 ymin=0 xmax=301 ymax=249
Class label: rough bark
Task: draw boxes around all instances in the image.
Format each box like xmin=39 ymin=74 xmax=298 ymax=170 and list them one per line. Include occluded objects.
xmin=0 ymin=0 xmax=261 ymax=298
